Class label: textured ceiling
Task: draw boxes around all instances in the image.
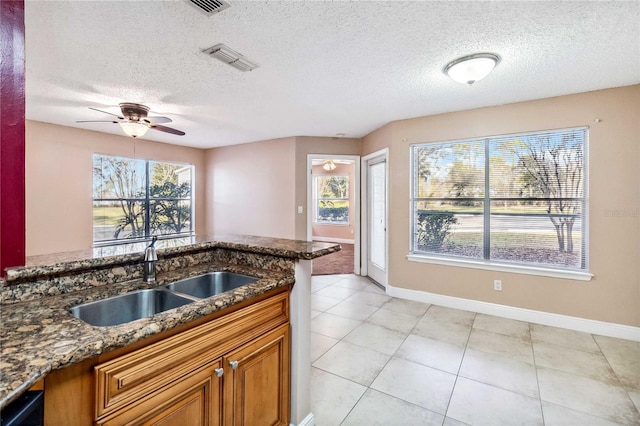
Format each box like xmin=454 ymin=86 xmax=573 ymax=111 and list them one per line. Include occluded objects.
xmin=25 ymin=1 xmax=640 ymax=149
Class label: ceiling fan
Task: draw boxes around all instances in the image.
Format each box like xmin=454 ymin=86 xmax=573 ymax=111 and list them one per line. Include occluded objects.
xmin=76 ymin=103 xmax=185 ymax=138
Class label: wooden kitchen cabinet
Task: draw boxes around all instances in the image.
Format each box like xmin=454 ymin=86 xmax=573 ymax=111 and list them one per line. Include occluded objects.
xmin=44 ymin=287 xmax=290 ymax=426
xmin=97 ymin=358 xmax=223 ymax=426
xmin=223 ymin=324 xmax=290 ymax=426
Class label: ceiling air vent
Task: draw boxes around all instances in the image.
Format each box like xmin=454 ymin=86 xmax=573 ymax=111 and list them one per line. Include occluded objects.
xmin=186 ymin=0 xmax=230 ymax=16
xmin=203 ymin=44 xmax=260 ymax=72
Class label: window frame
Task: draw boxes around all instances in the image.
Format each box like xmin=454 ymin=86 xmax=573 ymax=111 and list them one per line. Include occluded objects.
xmin=409 ymin=127 xmax=591 ymax=280
xmin=313 ymin=174 xmax=350 ymax=225
xmin=92 ymin=154 xmax=195 ymax=246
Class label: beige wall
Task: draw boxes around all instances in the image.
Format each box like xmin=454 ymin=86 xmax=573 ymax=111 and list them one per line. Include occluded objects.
xmin=26 ymin=121 xmax=207 ymax=256
xmin=362 ymin=85 xmax=640 ymax=327
xmin=205 ymin=136 xmax=361 ymax=241
xmin=26 ymin=87 xmax=638 ymax=327
xmin=294 ymin=136 xmax=362 ymax=240
xmin=204 ymin=137 xmax=297 ymax=239
xmin=311 ymin=163 xmax=356 ymax=241
xmin=26 ymin=125 xmax=360 ymax=255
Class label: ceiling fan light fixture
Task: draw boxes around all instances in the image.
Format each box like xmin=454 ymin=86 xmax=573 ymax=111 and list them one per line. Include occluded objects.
xmin=323 ymin=160 xmax=337 ymax=171
xmin=79 ymin=103 xmax=184 ymax=137
xmin=120 ymin=121 xmax=149 ymax=138
xmin=444 ymin=53 xmax=500 ymax=85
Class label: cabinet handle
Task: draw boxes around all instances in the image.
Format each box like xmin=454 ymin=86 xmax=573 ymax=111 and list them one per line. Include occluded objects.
xmin=214 ymin=368 xmax=224 ymax=377
xmin=229 ymin=360 xmax=239 ymax=369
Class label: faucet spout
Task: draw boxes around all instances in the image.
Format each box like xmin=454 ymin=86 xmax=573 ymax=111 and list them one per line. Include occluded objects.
xmin=143 ymin=236 xmax=158 ymax=282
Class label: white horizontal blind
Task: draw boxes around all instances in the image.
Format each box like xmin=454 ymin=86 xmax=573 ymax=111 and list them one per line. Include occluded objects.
xmin=411 ymin=127 xmax=587 ymax=271
xmin=412 ymin=140 xmax=485 ymax=259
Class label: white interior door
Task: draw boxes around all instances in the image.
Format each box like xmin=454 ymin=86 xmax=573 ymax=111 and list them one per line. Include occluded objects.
xmin=367 ymin=158 xmax=387 ymax=286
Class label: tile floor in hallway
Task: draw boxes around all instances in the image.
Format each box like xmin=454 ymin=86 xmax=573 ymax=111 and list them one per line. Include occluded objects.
xmin=309 ymin=274 xmax=640 ymax=426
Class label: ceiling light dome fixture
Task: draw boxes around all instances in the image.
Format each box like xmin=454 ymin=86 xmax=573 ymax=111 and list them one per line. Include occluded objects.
xmin=443 ymin=53 xmax=500 ymax=85
xmin=323 ymin=160 xmax=337 ymax=171
xmin=119 ymin=121 xmax=149 ymax=138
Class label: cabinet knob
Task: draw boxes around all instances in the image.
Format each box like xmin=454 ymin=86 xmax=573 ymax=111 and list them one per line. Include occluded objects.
xmin=214 ymin=368 xmax=224 ymax=377
xmin=229 ymin=360 xmax=239 ymax=369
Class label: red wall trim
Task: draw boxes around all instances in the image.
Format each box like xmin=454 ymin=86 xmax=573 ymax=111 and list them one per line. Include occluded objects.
xmin=0 ymin=0 xmax=26 ymax=274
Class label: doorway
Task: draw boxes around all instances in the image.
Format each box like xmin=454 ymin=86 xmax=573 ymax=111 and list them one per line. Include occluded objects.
xmin=361 ymin=149 xmax=388 ymax=287
xmin=307 ymin=155 xmax=360 ymax=275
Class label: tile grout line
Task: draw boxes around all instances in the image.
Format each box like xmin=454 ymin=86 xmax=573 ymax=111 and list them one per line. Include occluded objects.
xmin=532 ymin=323 xmax=637 ymax=424
xmin=315 ymin=284 xmax=476 ymax=424
xmin=338 ymin=298 xmax=434 ymax=425
xmin=439 ymin=310 xmax=476 ymax=426
xmin=312 ymin=274 xmax=640 ymax=425
xmin=591 ymin=333 xmax=640 ymax=418
xmin=530 ymin=322 xmax=547 ymax=425
xmin=336 ymin=287 xmax=390 ymax=426
xmin=311 ymin=275 xmax=374 ymax=425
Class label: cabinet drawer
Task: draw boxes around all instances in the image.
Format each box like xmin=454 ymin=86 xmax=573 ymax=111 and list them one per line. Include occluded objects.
xmin=95 ymin=291 xmax=289 ymax=419
xmin=97 ymin=359 xmax=223 ymax=426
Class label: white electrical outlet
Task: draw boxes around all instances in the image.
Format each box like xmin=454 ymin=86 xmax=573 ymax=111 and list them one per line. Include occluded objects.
xmin=297 ymin=206 xmax=303 ymax=214
xmin=494 ymin=280 xmax=502 ymax=291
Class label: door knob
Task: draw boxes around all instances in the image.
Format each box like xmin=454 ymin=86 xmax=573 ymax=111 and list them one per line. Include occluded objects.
xmin=214 ymin=368 xmax=224 ymax=377
xmin=229 ymin=360 xmax=239 ymax=369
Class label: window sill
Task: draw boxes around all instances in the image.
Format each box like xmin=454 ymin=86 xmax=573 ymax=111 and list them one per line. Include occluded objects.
xmin=406 ymin=254 xmax=593 ymax=281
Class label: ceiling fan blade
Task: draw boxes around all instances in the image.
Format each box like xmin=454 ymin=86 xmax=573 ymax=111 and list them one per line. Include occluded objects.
xmin=149 ymin=124 xmax=185 ymax=136
xmin=76 ymin=120 xmax=119 ymax=123
xmin=143 ymin=116 xmax=173 ymax=124
xmin=89 ymin=107 xmax=125 ymax=119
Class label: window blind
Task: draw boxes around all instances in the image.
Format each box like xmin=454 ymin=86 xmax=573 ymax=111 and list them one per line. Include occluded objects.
xmin=411 ymin=127 xmax=587 ymax=271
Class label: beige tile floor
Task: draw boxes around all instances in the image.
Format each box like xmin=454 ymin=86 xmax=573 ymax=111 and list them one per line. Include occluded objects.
xmin=309 ymin=274 xmax=640 ymax=426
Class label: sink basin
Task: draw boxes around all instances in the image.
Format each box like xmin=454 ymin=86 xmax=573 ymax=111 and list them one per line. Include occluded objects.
xmin=69 ymin=289 xmax=196 ymax=327
xmin=164 ymin=272 xmax=259 ymax=299
xmin=69 ymin=272 xmax=259 ymax=327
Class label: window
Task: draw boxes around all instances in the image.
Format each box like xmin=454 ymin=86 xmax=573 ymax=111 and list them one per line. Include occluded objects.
xmin=314 ymin=175 xmax=349 ymax=224
xmin=93 ymin=154 xmax=194 ymax=244
xmin=411 ymin=127 xmax=587 ymax=271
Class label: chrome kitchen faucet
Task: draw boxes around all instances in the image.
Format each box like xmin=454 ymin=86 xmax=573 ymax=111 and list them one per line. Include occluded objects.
xmin=143 ymin=236 xmax=158 ymax=282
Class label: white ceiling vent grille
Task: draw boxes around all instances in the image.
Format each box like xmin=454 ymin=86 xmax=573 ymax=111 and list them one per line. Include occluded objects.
xmin=186 ymin=0 xmax=230 ymax=16
xmin=203 ymin=44 xmax=260 ymax=72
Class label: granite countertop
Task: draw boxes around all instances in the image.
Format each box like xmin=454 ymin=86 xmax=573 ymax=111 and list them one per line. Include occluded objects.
xmin=0 ymin=262 xmax=294 ymax=410
xmin=5 ymin=234 xmax=340 ymax=283
xmin=0 ymin=234 xmax=340 ymax=410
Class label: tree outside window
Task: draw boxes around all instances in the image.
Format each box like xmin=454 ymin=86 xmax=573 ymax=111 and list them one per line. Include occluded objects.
xmin=315 ymin=175 xmax=349 ymax=224
xmin=93 ymin=154 xmax=194 ymax=244
xmin=411 ymin=127 xmax=587 ymax=271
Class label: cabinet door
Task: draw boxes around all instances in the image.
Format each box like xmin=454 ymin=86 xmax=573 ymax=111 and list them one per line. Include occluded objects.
xmin=140 ymin=385 xmax=208 ymax=426
xmin=223 ymin=324 xmax=290 ymax=426
xmin=98 ymin=359 xmax=224 ymax=426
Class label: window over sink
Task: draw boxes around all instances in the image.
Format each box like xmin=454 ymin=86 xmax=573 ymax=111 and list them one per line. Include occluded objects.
xmin=93 ymin=154 xmax=194 ymax=245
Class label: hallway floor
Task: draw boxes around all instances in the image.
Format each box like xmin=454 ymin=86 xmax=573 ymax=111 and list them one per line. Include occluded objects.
xmin=310 ymin=274 xmax=640 ymax=425
xmin=312 ymin=243 xmax=354 ymax=276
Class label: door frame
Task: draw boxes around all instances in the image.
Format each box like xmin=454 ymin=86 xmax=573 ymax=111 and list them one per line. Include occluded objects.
xmin=307 ymin=154 xmax=361 ymax=275
xmin=360 ymin=148 xmax=389 ymax=286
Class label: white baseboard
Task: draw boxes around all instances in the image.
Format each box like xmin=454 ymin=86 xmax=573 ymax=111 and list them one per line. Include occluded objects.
xmin=292 ymin=412 xmax=314 ymax=426
xmin=312 ymin=237 xmax=354 ymax=244
xmin=386 ymin=283 xmax=640 ymax=342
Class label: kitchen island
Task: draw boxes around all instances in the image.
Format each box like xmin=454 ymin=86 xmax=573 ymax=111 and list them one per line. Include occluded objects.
xmin=0 ymin=234 xmax=339 ymax=425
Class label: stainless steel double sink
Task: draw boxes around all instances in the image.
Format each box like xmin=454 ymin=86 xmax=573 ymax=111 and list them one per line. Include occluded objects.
xmin=69 ymin=272 xmax=258 ymax=327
